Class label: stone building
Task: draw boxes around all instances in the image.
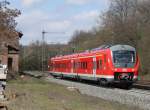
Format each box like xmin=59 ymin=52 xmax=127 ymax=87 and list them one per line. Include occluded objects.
xmin=0 ymin=31 xmax=23 ymax=72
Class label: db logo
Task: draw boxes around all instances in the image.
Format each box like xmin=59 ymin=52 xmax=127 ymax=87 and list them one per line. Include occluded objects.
xmin=122 ymin=68 xmax=127 ymax=72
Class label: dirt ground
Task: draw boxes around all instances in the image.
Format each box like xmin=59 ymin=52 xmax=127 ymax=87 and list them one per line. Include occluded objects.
xmin=4 ymin=76 xmax=142 ymax=110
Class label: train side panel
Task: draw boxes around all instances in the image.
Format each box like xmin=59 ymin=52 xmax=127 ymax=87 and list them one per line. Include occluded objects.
xmin=75 ymin=57 xmax=93 ymax=77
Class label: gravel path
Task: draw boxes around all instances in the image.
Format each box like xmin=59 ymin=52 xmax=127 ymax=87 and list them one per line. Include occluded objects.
xmin=46 ymin=76 xmax=150 ymax=110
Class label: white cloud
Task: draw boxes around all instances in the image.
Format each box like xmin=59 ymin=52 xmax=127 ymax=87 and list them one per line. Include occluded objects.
xmin=45 ymin=20 xmax=71 ymax=32
xmin=16 ymin=10 xmax=72 ymax=45
xmin=73 ymin=10 xmax=99 ymax=21
xmin=63 ymin=10 xmax=99 ymax=33
xmin=17 ymin=9 xmax=101 ymax=45
xmin=66 ymin=0 xmax=92 ymax=5
xmin=66 ymin=0 xmax=110 ymax=7
xmin=22 ymin=0 xmax=44 ymax=6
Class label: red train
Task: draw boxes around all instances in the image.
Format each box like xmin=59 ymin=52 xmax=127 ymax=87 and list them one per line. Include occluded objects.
xmin=48 ymin=44 xmax=140 ymax=87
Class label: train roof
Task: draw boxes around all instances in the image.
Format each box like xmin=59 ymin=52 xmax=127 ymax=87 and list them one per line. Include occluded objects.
xmin=110 ymin=45 xmax=135 ymax=51
xmin=91 ymin=44 xmax=113 ymax=51
xmin=51 ymin=44 xmax=135 ymax=60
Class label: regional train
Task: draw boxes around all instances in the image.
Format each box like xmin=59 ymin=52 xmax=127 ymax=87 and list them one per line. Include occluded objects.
xmin=48 ymin=44 xmax=140 ymax=87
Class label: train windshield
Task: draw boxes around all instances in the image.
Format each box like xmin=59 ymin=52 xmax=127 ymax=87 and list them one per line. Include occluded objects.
xmin=113 ymin=50 xmax=135 ymax=68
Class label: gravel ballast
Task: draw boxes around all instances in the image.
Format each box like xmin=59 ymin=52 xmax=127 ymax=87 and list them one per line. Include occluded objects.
xmin=46 ymin=77 xmax=150 ymax=110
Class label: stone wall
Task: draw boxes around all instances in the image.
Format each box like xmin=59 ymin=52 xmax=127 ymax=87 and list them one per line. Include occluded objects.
xmin=8 ymin=54 xmax=19 ymax=72
xmin=0 ymin=54 xmax=8 ymax=65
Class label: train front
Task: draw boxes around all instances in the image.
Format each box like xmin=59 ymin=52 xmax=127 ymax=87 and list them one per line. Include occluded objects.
xmin=110 ymin=45 xmax=139 ymax=85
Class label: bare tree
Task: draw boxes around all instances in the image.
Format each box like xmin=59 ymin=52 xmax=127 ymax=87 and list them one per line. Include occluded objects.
xmin=0 ymin=0 xmax=21 ymax=42
xmin=101 ymin=0 xmax=139 ymax=46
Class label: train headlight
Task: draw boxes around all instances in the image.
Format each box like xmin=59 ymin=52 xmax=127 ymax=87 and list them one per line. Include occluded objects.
xmin=115 ymin=68 xmax=118 ymax=71
xmin=122 ymin=68 xmax=127 ymax=72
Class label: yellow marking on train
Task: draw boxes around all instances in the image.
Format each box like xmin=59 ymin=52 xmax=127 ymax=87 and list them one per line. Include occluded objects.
xmin=52 ymin=54 xmax=103 ymax=61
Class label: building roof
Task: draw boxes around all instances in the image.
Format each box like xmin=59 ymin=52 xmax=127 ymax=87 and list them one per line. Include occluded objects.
xmin=0 ymin=30 xmax=23 ymax=52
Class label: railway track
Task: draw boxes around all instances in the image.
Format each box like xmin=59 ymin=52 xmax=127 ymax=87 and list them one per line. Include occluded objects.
xmin=23 ymin=71 xmax=150 ymax=91
xmin=133 ymin=80 xmax=150 ymax=90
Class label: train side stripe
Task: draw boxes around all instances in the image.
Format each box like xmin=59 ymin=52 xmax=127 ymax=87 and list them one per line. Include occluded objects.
xmin=50 ymin=71 xmax=114 ymax=79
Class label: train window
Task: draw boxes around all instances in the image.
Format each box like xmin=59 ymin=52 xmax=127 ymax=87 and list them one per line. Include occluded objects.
xmin=97 ymin=60 xmax=103 ymax=69
xmin=83 ymin=62 xmax=84 ymax=69
xmin=79 ymin=62 xmax=87 ymax=69
xmin=104 ymin=54 xmax=107 ymax=63
xmin=97 ymin=61 xmax=99 ymax=69
xmin=81 ymin=62 xmax=83 ymax=69
xmin=82 ymin=62 xmax=85 ymax=69
xmin=75 ymin=62 xmax=78 ymax=69
xmin=63 ymin=63 xmax=67 ymax=68
xmin=76 ymin=62 xmax=78 ymax=68
xmin=78 ymin=62 xmax=80 ymax=69
xmin=83 ymin=62 xmax=87 ymax=69
xmin=74 ymin=62 xmax=75 ymax=69
xmin=74 ymin=62 xmax=88 ymax=69
xmin=83 ymin=62 xmax=85 ymax=69
xmin=63 ymin=64 xmax=65 ymax=68
xmin=85 ymin=62 xmax=87 ymax=69
xmin=76 ymin=62 xmax=79 ymax=69
xmin=55 ymin=64 xmax=57 ymax=68
xmin=82 ymin=62 xmax=84 ymax=69
xmin=73 ymin=62 xmax=75 ymax=69
xmin=80 ymin=62 xmax=82 ymax=69
xmin=99 ymin=60 xmax=103 ymax=69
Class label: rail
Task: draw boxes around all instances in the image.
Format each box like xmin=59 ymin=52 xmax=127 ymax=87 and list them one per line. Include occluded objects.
xmin=133 ymin=80 xmax=150 ymax=90
xmin=22 ymin=71 xmax=44 ymax=78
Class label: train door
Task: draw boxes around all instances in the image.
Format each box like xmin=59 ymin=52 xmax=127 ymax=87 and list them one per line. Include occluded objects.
xmin=93 ymin=56 xmax=96 ymax=78
xmin=71 ymin=60 xmax=73 ymax=73
xmin=81 ymin=57 xmax=92 ymax=76
xmin=103 ymin=54 xmax=107 ymax=74
xmin=73 ymin=59 xmax=78 ymax=74
xmin=96 ymin=55 xmax=104 ymax=76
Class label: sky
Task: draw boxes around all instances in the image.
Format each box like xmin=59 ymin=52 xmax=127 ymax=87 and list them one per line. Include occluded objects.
xmin=8 ymin=0 xmax=109 ymax=45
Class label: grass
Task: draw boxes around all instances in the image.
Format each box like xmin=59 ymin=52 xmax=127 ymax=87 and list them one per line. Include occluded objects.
xmin=5 ymin=76 xmax=142 ymax=110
